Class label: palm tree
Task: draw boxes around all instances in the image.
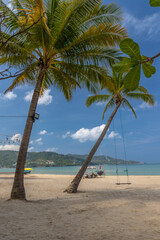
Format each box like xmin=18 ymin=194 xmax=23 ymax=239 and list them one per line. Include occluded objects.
xmin=65 ymin=70 xmax=154 ymax=193
xmin=1 ymin=0 xmax=127 ymax=200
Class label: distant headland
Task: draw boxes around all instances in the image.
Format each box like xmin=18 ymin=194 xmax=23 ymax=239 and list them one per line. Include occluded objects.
xmin=0 ymin=151 xmax=140 ymax=168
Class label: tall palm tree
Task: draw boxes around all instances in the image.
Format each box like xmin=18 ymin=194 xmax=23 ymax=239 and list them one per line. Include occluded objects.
xmin=1 ymin=0 xmax=127 ymax=200
xmin=65 ymin=70 xmax=154 ymax=193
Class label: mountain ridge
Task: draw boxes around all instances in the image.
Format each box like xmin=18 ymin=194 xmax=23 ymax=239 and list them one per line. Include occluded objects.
xmin=0 ymin=150 xmax=140 ymax=168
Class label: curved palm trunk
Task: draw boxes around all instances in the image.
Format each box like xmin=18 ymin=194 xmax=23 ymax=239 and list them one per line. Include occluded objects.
xmin=11 ymin=66 xmax=47 ymax=200
xmin=64 ymin=102 xmax=121 ymax=193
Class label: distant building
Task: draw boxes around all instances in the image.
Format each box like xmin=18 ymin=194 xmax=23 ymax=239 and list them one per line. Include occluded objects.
xmin=12 ymin=163 xmax=17 ymax=167
xmin=45 ymin=160 xmax=55 ymax=166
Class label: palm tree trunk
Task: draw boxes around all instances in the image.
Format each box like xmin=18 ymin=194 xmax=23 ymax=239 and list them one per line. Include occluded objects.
xmin=64 ymin=102 xmax=121 ymax=193
xmin=10 ymin=66 xmax=47 ymax=200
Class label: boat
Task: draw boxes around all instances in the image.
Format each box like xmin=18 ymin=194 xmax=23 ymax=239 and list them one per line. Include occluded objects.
xmin=24 ymin=168 xmax=33 ymax=174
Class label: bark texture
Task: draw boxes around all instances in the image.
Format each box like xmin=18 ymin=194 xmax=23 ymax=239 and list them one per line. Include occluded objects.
xmin=64 ymin=102 xmax=121 ymax=193
xmin=11 ymin=67 xmax=46 ymax=200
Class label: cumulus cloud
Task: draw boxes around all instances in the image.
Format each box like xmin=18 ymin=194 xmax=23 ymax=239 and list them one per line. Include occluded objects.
xmin=0 ymin=133 xmax=23 ymax=151
xmin=138 ymin=101 xmax=157 ymax=109
xmin=24 ymin=89 xmax=52 ymax=105
xmin=11 ymin=133 xmax=22 ymax=142
xmin=0 ymin=91 xmax=17 ymax=100
xmin=35 ymin=138 xmax=42 ymax=142
xmin=45 ymin=147 xmax=58 ymax=152
xmin=28 ymin=147 xmax=34 ymax=151
xmin=39 ymin=130 xmax=47 ymax=135
xmin=0 ymin=144 xmax=20 ymax=151
xmin=96 ymin=102 xmax=106 ymax=106
xmin=108 ymin=131 xmax=121 ymax=139
xmin=124 ymin=12 xmax=160 ymax=39
xmin=62 ymin=131 xmax=71 ymax=139
xmin=71 ymin=124 xmax=105 ymax=142
xmin=30 ymin=138 xmax=43 ymax=145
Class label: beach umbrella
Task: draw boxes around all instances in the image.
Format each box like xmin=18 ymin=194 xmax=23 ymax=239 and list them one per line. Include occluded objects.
xmin=87 ymin=166 xmax=96 ymax=173
xmin=87 ymin=166 xmax=96 ymax=170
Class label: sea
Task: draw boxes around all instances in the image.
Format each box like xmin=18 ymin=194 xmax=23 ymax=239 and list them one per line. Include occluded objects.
xmin=0 ymin=164 xmax=160 ymax=175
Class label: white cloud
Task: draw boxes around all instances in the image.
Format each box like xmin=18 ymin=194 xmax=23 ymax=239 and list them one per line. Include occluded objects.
xmin=11 ymin=133 xmax=22 ymax=142
xmin=35 ymin=138 xmax=42 ymax=142
xmin=108 ymin=131 xmax=121 ymax=139
xmin=24 ymin=91 xmax=33 ymax=102
xmin=124 ymin=12 xmax=160 ymax=39
xmin=28 ymin=147 xmax=34 ymax=151
xmin=138 ymin=101 xmax=157 ymax=109
xmin=30 ymin=138 xmax=42 ymax=145
xmin=138 ymin=102 xmax=151 ymax=109
xmin=48 ymin=132 xmax=54 ymax=135
xmin=0 ymin=144 xmax=20 ymax=151
xmin=24 ymin=89 xmax=52 ymax=105
xmin=45 ymin=147 xmax=58 ymax=152
xmin=39 ymin=130 xmax=47 ymax=135
xmin=0 ymin=91 xmax=17 ymax=100
xmin=71 ymin=124 xmax=105 ymax=142
xmin=62 ymin=131 xmax=71 ymax=139
xmin=38 ymin=90 xmax=52 ymax=105
xmin=96 ymin=102 xmax=106 ymax=106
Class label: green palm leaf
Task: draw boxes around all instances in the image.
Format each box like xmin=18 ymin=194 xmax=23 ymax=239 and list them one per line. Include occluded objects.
xmin=80 ymin=3 xmax=122 ymax=29
xmin=102 ymin=96 xmax=115 ymax=119
xmin=86 ymin=94 xmax=111 ymax=106
xmin=126 ymin=92 xmax=154 ymax=106
xmin=122 ymin=98 xmax=137 ymax=118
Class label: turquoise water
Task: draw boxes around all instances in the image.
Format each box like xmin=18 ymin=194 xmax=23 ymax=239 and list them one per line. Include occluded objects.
xmin=0 ymin=164 xmax=160 ymax=175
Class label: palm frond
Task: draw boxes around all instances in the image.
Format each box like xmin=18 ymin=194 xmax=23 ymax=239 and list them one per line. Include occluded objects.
xmin=62 ymin=47 xmax=121 ymax=67
xmin=86 ymin=94 xmax=111 ymax=106
xmin=52 ymin=61 xmax=110 ymax=93
xmin=126 ymin=92 xmax=155 ymax=106
xmin=102 ymin=96 xmax=115 ymax=119
xmin=136 ymin=86 xmax=149 ymax=93
xmin=80 ymin=3 xmax=122 ymax=30
xmin=60 ymin=22 xmax=127 ymax=52
xmin=48 ymin=67 xmax=81 ymax=100
xmin=122 ymin=98 xmax=137 ymax=118
xmin=52 ymin=0 xmax=101 ymax=48
xmin=4 ymin=62 xmax=39 ymax=93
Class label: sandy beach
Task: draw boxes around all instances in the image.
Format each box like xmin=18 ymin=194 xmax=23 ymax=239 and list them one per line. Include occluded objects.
xmin=0 ymin=174 xmax=160 ymax=240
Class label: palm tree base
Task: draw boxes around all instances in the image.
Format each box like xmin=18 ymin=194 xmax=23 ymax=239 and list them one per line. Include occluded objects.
xmin=64 ymin=183 xmax=78 ymax=193
xmin=11 ymin=187 xmax=26 ymax=200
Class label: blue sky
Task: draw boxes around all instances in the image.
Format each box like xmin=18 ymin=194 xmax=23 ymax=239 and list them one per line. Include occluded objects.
xmin=0 ymin=0 xmax=160 ymax=163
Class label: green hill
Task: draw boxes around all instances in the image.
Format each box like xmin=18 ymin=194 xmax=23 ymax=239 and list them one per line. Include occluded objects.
xmin=0 ymin=151 xmax=140 ymax=168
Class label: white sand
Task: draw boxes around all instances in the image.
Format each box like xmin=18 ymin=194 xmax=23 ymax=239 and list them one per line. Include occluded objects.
xmin=0 ymin=174 xmax=160 ymax=240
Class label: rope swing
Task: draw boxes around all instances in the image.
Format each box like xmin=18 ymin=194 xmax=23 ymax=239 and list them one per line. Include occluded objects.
xmin=113 ymin=110 xmax=131 ymax=185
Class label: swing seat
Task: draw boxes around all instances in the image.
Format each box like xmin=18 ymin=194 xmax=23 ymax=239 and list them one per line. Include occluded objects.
xmin=116 ymin=182 xmax=131 ymax=185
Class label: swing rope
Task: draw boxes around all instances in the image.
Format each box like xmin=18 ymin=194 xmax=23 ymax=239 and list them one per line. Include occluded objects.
xmin=112 ymin=119 xmax=120 ymax=184
xmin=113 ymin=109 xmax=131 ymax=185
xmin=119 ymin=109 xmax=131 ymax=184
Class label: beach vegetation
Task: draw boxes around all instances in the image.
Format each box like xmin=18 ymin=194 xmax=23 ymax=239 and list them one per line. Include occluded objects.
xmin=65 ymin=69 xmax=154 ymax=193
xmin=1 ymin=0 xmax=127 ymax=200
